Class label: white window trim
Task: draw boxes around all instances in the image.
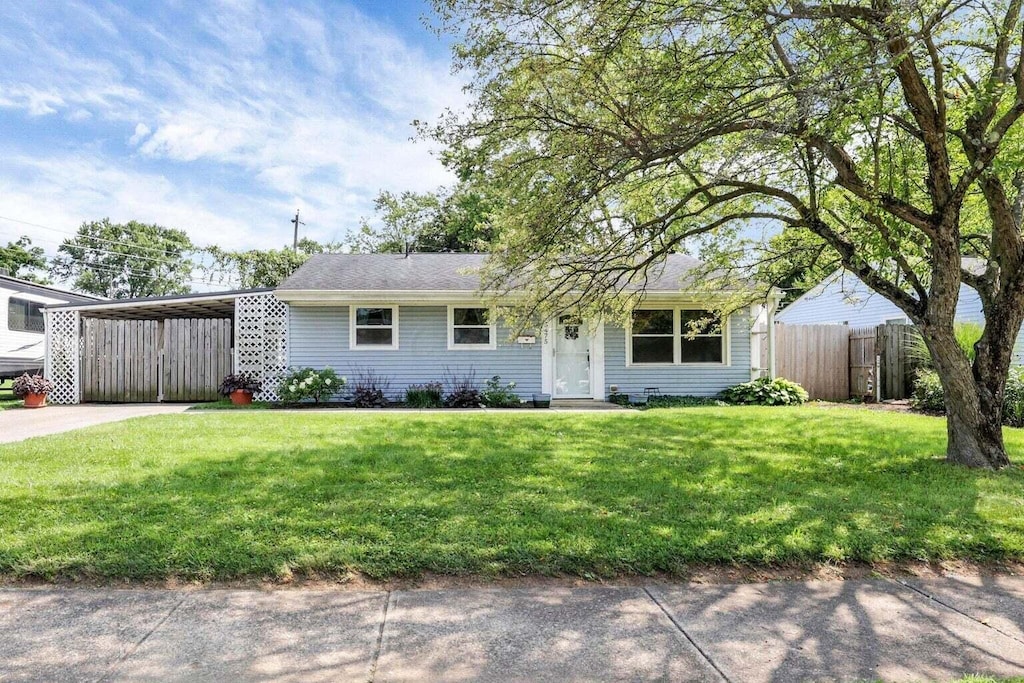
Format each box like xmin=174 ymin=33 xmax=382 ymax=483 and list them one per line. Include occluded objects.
xmin=625 ymin=306 xmax=730 ymax=367
xmin=447 ymin=305 xmax=497 ymax=350
xmin=349 ymin=305 xmax=400 ymax=351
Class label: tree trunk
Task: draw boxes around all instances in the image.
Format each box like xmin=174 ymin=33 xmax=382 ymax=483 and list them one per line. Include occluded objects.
xmin=943 ymin=384 xmax=1010 ymax=469
xmin=924 ymin=327 xmax=1012 ymax=469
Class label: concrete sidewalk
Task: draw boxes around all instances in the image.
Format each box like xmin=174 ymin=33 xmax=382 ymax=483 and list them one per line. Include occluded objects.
xmin=0 ymin=404 xmax=192 ymax=444
xmin=2 ymin=576 xmax=1023 ymax=682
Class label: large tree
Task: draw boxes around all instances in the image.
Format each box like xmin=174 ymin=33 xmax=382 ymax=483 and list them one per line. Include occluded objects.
xmin=52 ymin=219 xmax=194 ymax=298
xmin=0 ymin=236 xmax=49 ymax=283
xmin=201 ymin=238 xmax=343 ymax=289
xmin=348 ymin=183 xmax=493 ymax=253
xmin=433 ymin=0 xmax=1024 ymax=468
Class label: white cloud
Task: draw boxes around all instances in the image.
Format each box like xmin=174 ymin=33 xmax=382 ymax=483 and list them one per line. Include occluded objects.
xmin=128 ymin=123 xmax=151 ymax=145
xmin=0 ymin=0 xmax=469 ymax=260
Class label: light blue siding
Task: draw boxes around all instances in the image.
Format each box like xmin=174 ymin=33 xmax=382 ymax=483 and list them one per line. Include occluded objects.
xmin=778 ymin=270 xmax=1024 ymax=365
xmin=603 ymin=311 xmax=752 ymax=397
xmin=289 ymin=305 xmax=543 ymax=398
xmin=290 ymin=305 xmax=754 ymax=400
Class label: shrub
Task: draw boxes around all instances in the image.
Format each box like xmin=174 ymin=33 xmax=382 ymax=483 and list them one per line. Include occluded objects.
xmin=909 ymin=368 xmax=945 ymax=412
xmin=720 ymin=377 xmax=809 ymax=406
xmin=443 ymin=368 xmax=482 ymax=408
xmin=481 ymin=375 xmax=520 ymax=408
xmin=405 ymin=382 xmax=443 ymax=408
xmin=12 ymin=373 xmax=53 ymax=397
xmin=352 ymin=369 xmax=391 ymax=408
xmin=912 ymin=367 xmax=1024 ymax=427
xmin=1005 ymin=370 xmax=1024 ymax=428
xmin=278 ymin=367 xmax=343 ymax=404
xmin=219 ymin=372 xmax=262 ymax=396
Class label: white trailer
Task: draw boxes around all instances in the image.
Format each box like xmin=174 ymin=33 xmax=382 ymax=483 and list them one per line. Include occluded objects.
xmin=0 ymin=275 xmax=100 ymax=380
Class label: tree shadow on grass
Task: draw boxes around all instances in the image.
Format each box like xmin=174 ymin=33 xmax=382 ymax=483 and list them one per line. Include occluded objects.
xmin=0 ymin=409 xmax=1021 ymax=580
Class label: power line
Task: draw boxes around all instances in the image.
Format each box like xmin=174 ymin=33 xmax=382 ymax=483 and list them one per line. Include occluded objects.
xmin=0 ymin=214 xmax=197 ymax=258
xmin=52 ymin=256 xmax=212 ymax=285
xmin=0 ymin=228 xmax=193 ymax=268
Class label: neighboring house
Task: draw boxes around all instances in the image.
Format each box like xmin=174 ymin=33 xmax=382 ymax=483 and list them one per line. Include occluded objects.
xmin=275 ymin=253 xmax=769 ymax=400
xmin=1 ymin=274 xmax=101 ymax=379
xmin=777 ymin=268 xmax=1024 ymax=364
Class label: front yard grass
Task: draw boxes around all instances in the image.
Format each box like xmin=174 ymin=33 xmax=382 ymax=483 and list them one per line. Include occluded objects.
xmin=0 ymin=406 xmax=1022 ymax=581
xmin=0 ymin=380 xmax=20 ymax=411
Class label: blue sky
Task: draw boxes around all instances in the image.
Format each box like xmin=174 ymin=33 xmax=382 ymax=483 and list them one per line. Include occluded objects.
xmin=0 ymin=0 xmax=464 ymax=259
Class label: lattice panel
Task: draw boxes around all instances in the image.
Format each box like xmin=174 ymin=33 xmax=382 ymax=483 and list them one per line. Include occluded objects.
xmin=235 ymin=293 xmax=289 ymax=401
xmin=45 ymin=310 xmax=81 ymax=405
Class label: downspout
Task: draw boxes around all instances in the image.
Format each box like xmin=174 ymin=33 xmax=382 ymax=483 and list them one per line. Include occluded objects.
xmin=767 ymin=296 xmax=778 ymax=379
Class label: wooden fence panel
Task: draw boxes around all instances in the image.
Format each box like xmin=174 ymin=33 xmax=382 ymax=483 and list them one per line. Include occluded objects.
xmin=162 ymin=318 xmax=232 ymax=402
xmin=81 ymin=319 xmax=161 ymax=403
xmin=775 ymin=323 xmax=850 ymax=400
xmin=81 ymin=317 xmax=230 ymax=403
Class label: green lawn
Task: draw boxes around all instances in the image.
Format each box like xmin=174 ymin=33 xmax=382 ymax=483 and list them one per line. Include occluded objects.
xmin=0 ymin=406 xmax=1022 ymax=581
xmin=0 ymin=380 xmax=20 ymax=411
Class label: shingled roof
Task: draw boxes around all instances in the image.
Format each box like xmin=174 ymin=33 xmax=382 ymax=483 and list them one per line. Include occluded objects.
xmin=277 ymin=253 xmax=707 ymax=293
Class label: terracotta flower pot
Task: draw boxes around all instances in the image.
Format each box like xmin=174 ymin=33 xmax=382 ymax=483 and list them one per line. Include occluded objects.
xmin=230 ymin=389 xmax=253 ymax=406
xmin=23 ymin=392 xmax=47 ymax=409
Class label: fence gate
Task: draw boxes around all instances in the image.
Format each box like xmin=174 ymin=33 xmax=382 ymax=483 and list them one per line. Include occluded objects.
xmin=162 ymin=318 xmax=233 ymax=401
xmin=876 ymin=322 xmax=916 ymax=400
xmin=849 ymin=326 xmax=876 ymax=398
xmin=80 ymin=317 xmax=232 ymax=403
xmin=82 ymin=319 xmax=161 ymax=403
xmin=774 ymin=323 xmax=851 ymax=400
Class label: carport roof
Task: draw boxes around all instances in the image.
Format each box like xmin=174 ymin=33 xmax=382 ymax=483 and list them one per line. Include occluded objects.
xmin=44 ymin=288 xmax=273 ymax=320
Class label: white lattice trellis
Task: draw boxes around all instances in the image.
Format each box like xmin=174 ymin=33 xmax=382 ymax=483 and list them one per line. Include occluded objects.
xmin=235 ymin=293 xmax=289 ymax=401
xmin=45 ymin=310 xmax=81 ymax=405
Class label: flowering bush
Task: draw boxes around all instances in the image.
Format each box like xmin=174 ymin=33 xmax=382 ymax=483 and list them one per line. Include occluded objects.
xmin=12 ymin=373 xmax=53 ymax=397
xmin=481 ymin=375 xmax=519 ymax=408
xmin=278 ymin=367 xmax=344 ymax=404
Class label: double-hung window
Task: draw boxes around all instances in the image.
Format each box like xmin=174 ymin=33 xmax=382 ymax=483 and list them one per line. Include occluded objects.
xmin=449 ymin=307 xmax=495 ymax=349
xmin=679 ymin=310 xmax=724 ymax=363
xmin=8 ymin=298 xmax=44 ymax=334
xmin=630 ymin=309 xmax=675 ymax=363
xmin=628 ymin=308 xmax=726 ymax=365
xmin=351 ymin=306 xmax=398 ymax=349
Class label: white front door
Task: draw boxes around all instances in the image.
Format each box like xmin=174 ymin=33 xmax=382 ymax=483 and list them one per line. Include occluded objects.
xmin=553 ymin=315 xmax=592 ymax=398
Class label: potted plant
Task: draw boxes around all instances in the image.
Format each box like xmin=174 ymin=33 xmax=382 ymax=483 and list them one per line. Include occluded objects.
xmin=12 ymin=373 xmax=54 ymax=409
xmin=219 ymin=372 xmax=263 ymax=405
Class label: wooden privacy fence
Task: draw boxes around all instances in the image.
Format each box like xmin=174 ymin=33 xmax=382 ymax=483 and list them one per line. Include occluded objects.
xmin=82 ymin=319 xmax=161 ymax=403
xmin=81 ymin=317 xmax=232 ymax=403
xmin=162 ymin=318 xmax=233 ymax=401
xmin=775 ymin=323 xmax=851 ymax=400
xmin=773 ymin=322 xmax=917 ymax=401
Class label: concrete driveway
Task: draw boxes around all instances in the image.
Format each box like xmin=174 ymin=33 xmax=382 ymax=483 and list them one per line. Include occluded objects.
xmin=0 ymin=404 xmax=192 ymax=444
xmin=1 ymin=576 xmax=1023 ymax=682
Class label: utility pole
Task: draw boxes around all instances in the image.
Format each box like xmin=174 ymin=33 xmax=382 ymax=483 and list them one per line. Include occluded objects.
xmin=291 ymin=210 xmax=305 ymax=253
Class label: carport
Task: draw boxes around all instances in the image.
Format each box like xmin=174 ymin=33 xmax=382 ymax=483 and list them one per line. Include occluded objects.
xmin=43 ymin=290 xmax=289 ymax=404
